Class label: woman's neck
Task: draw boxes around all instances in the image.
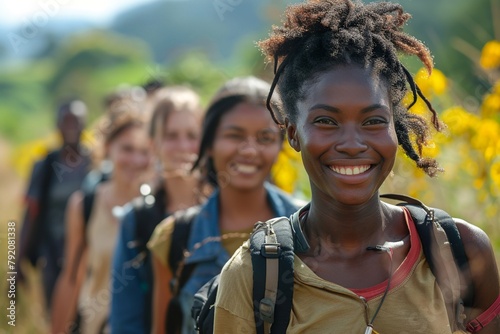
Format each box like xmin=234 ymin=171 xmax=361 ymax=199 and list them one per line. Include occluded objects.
xmin=163 ymin=174 xmax=200 ymax=213
xmin=218 ymin=185 xmax=273 ymax=232
xmin=103 ymin=179 xmax=139 ymax=208
xmin=305 ymin=193 xmax=394 ymax=251
xmin=303 ymin=188 xmax=409 ymax=261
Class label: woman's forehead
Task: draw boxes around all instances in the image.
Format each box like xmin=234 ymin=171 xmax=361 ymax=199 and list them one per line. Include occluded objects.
xmin=300 ymin=67 xmax=390 ymax=107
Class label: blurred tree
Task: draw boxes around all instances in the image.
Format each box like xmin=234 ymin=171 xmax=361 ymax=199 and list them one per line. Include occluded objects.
xmin=163 ymin=51 xmax=229 ymax=105
xmin=47 ymin=30 xmax=152 ymax=119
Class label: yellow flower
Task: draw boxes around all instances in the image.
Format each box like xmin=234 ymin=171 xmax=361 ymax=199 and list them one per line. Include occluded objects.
xmin=480 ymin=40 xmax=500 ymax=69
xmin=473 ymin=177 xmax=485 ymax=190
xmin=481 ymin=90 xmax=500 ymax=118
xmin=81 ymin=129 xmax=99 ymax=152
xmin=11 ymin=132 xmax=60 ymax=180
xmin=493 ymin=81 xmax=500 ymax=95
xmin=491 ymin=162 xmax=500 ymax=189
xmin=414 ymin=67 xmax=448 ymax=97
xmin=471 ymin=119 xmax=500 ymax=152
xmin=441 ymin=107 xmax=479 ymax=137
xmin=402 ymin=93 xmax=428 ymax=116
xmin=421 ymin=140 xmax=440 ymax=159
xmin=271 ymin=141 xmax=301 ymax=194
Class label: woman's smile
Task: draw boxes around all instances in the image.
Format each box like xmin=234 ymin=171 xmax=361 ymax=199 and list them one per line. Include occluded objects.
xmin=329 ymin=164 xmax=371 ymax=175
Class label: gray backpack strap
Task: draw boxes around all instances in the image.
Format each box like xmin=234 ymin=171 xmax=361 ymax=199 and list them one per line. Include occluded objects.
xmin=251 ymin=217 xmax=295 ymax=334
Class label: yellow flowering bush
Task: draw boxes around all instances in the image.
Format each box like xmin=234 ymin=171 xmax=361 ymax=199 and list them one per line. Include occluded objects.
xmin=480 ymin=40 xmax=500 ymax=69
xmin=385 ymin=40 xmax=500 ymax=231
xmin=271 ymin=139 xmax=307 ymax=196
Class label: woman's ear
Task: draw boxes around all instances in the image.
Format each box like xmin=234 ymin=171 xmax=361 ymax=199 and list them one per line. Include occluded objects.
xmin=286 ymin=119 xmax=300 ymax=152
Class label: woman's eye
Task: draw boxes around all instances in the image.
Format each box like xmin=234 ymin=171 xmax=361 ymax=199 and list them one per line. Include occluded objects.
xmin=314 ymin=118 xmax=336 ymax=125
xmin=188 ymin=132 xmax=199 ymax=141
xmin=257 ymin=132 xmax=278 ymax=145
xmin=224 ymin=133 xmax=245 ymax=140
xmin=364 ymin=118 xmax=388 ymax=126
xmin=164 ymin=133 xmax=178 ymax=140
xmin=121 ymin=144 xmax=134 ymax=153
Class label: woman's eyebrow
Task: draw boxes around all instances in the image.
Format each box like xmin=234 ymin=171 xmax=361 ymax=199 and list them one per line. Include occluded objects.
xmin=360 ymin=104 xmax=390 ymax=114
xmin=308 ymin=104 xmax=340 ymax=113
xmin=309 ymin=103 xmax=390 ymax=114
xmin=220 ymin=125 xmax=245 ymax=131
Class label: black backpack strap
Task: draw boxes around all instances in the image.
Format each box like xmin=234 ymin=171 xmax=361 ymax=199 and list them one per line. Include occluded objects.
xmin=250 ymin=217 xmax=294 ymax=334
xmin=192 ymin=274 xmax=220 ymax=334
xmin=165 ymin=205 xmax=201 ymax=334
xmin=380 ymin=193 xmax=472 ymax=331
xmin=70 ymin=189 xmax=95 ymax=283
xmin=82 ymin=190 xmax=95 ymax=228
xmin=167 ymin=205 xmax=202 ymax=275
xmin=133 ymin=187 xmax=167 ymax=262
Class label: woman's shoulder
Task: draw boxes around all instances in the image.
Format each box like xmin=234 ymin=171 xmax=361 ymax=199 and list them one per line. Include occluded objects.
xmin=454 ymin=218 xmax=495 ymax=260
xmin=148 ymin=216 xmax=175 ymax=245
xmin=217 ymin=243 xmax=253 ymax=295
xmin=147 ymin=215 xmax=176 ymax=265
xmin=215 ymin=242 xmax=256 ymax=324
xmin=221 ymin=241 xmax=252 ymax=273
xmin=454 ymin=218 xmax=500 ymax=328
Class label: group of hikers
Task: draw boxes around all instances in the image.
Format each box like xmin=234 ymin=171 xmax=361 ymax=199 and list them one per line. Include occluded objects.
xmin=17 ymin=1 xmax=500 ymax=333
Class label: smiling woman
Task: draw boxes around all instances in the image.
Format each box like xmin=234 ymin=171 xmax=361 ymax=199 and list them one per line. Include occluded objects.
xmin=213 ymin=1 xmax=500 ymax=333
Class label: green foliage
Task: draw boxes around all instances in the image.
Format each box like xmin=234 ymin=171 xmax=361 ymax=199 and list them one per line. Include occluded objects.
xmin=47 ymin=30 xmax=152 ymax=113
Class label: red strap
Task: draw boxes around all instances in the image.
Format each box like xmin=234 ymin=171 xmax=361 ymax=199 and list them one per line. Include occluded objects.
xmin=466 ymin=294 xmax=500 ymax=332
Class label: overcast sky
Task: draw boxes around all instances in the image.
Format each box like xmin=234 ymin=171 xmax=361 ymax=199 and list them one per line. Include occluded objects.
xmin=0 ymin=0 xmax=157 ymax=26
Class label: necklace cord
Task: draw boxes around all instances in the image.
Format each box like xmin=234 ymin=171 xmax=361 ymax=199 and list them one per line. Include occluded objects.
xmin=367 ymin=247 xmax=394 ymax=327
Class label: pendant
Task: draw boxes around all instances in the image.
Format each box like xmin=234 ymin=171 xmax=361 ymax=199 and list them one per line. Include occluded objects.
xmin=364 ymin=325 xmax=380 ymax=334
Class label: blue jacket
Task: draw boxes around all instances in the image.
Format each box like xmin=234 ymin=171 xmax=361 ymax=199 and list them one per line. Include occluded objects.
xmin=110 ymin=201 xmax=168 ymax=334
xmin=177 ymin=182 xmax=302 ymax=334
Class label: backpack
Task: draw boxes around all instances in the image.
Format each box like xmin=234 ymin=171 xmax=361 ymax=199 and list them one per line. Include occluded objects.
xmin=132 ymin=188 xmax=167 ymax=261
xmin=20 ymin=150 xmax=60 ymax=267
xmin=191 ymin=194 xmax=473 ymax=333
xmin=129 ymin=187 xmax=168 ymax=332
xmin=164 ymin=206 xmax=203 ymax=334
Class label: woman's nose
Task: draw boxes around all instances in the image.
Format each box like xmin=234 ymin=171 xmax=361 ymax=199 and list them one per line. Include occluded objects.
xmin=334 ymin=125 xmax=368 ymax=156
xmin=238 ymin=136 xmax=259 ymax=156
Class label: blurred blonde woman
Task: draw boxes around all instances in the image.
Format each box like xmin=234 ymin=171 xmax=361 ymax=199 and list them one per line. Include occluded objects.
xmin=110 ymin=86 xmax=205 ymax=334
xmin=52 ymin=99 xmax=152 ymax=334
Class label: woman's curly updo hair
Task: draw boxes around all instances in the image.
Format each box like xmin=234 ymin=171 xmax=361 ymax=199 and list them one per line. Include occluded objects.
xmin=259 ymin=0 xmax=445 ymax=177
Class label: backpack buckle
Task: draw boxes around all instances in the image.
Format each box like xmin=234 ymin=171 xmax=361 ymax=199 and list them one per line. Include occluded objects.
xmin=261 ymin=243 xmax=281 ymax=258
xmin=259 ymin=297 xmax=275 ymax=323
